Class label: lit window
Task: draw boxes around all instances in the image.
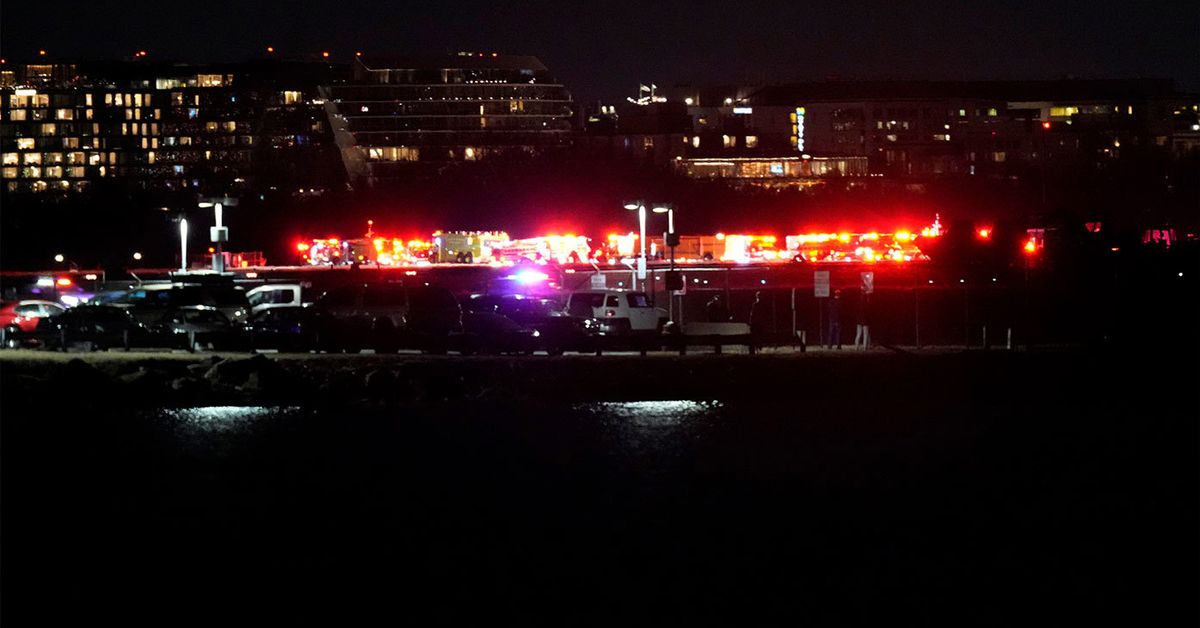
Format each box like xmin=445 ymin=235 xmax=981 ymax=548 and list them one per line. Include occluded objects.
xmin=745 ymin=135 xmax=758 ymax=148
xmin=85 ymin=109 xmax=93 ymax=119
xmin=45 ymin=166 xmax=63 ymax=178
xmin=722 ymin=135 xmax=735 ymax=148
xmin=86 ymin=94 xmax=94 ymax=106
xmin=1 ymin=153 xmax=17 ymax=165
xmin=691 ymin=136 xmax=700 ymax=148
xmin=114 ymin=93 xmax=123 ymax=106
xmin=62 ymin=138 xmax=79 ymax=149
xmin=992 ymin=151 xmax=1006 ymax=162
xmin=2 ymin=167 xmax=16 ymax=179
xmin=205 ymin=121 xmax=219 ymax=132
xmin=44 ymin=152 xmax=63 ymax=164
xmin=147 ymin=151 xmax=155 ymax=164
xmin=223 ymin=121 xmax=236 ymax=132
xmin=125 ymin=109 xmax=133 ymax=120
xmin=68 ymin=166 xmax=85 ymax=178
xmin=41 ymin=123 xmax=57 ymax=136
xmin=67 ymin=152 xmax=84 ymax=164
xmin=105 ymin=93 xmax=113 ymax=105
xmin=17 ymin=138 xmax=35 ymax=150
xmin=134 ymin=94 xmax=143 ymax=107
xmin=9 ymin=109 xmax=27 ymax=121
xmin=23 ymin=153 xmax=41 ymax=164
xmin=282 ymin=91 xmax=302 ymax=105
xmin=987 ymin=108 xmax=998 ymax=116
xmin=135 ymin=109 xmax=142 ymax=120
xmin=88 ymin=153 xmax=102 ymax=165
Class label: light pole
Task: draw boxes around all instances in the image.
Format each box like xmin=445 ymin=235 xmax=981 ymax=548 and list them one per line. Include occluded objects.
xmin=179 ymin=217 xmax=189 ymax=273
xmin=199 ymin=196 xmax=236 ymax=273
xmin=623 ymin=200 xmax=648 ymax=289
xmin=652 ymin=203 xmax=679 ymax=321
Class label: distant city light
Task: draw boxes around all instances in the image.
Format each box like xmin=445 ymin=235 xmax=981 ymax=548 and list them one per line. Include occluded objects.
xmin=132 ymin=252 xmax=143 ymax=260
xmin=54 ymin=254 xmax=65 ymax=263
xmin=322 ymin=51 xmax=330 ymax=58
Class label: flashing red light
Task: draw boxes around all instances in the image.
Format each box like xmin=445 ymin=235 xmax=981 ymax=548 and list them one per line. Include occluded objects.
xmin=977 ymin=228 xmax=991 ymax=239
xmin=1024 ymin=238 xmax=1038 ymax=254
xmin=56 ymin=277 xmax=73 ymax=287
xmin=1041 ymin=121 xmax=1051 ymax=130
xmin=297 ymin=242 xmax=310 ymax=251
xmin=208 ymin=247 xmax=216 ymax=253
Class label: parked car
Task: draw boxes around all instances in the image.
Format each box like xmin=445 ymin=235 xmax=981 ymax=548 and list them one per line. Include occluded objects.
xmin=21 ymin=305 xmax=153 ymax=351
xmin=315 ymin=282 xmax=461 ymax=352
xmin=1 ymin=300 xmax=67 ymax=348
xmin=461 ymin=294 xmax=587 ymax=355
xmin=235 ymin=306 xmax=342 ymax=353
xmin=150 ymin=305 xmax=233 ymax=351
xmin=98 ymin=282 xmax=250 ymax=325
xmin=564 ymin=290 xmax=667 ymax=336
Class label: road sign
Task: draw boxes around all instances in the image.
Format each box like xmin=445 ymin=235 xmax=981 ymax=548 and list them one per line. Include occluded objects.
xmin=590 ymin=272 xmax=608 ymax=289
xmin=814 ymin=271 xmax=830 ymax=297
xmin=860 ymin=271 xmax=874 ymax=294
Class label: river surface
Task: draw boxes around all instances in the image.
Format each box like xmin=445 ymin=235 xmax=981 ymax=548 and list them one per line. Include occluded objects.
xmin=3 ymin=394 xmax=1195 ymax=624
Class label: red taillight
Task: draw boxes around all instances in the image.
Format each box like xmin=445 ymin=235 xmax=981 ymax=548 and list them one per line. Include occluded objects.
xmin=56 ymin=277 xmax=73 ymax=287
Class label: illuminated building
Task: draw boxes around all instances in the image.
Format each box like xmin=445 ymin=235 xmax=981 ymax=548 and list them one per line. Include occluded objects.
xmin=321 ymin=53 xmax=574 ymax=186
xmin=1 ymin=57 xmax=342 ymax=195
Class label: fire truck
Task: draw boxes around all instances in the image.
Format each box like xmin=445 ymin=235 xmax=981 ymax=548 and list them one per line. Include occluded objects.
xmin=431 ymin=231 xmax=510 ymax=263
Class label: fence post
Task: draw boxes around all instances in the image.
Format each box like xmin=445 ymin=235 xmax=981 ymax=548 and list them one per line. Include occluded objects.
xmin=914 ymin=287 xmax=921 ymax=349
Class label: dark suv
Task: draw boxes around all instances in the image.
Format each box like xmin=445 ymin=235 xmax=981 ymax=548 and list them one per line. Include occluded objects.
xmin=315 ymin=282 xmax=461 ymax=352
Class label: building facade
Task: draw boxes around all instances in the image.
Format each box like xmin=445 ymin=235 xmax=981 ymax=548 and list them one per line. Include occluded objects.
xmin=1 ymin=57 xmax=342 ymax=196
xmin=321 ymin=53 xmax=575 ymax=186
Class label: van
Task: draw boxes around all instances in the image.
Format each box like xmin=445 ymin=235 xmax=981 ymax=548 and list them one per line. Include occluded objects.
xmin=565 ymin=290 xmax=666 ymax=336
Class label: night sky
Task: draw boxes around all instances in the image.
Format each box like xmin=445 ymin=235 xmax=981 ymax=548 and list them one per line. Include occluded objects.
xmin=4 ymin=0 xmax=1199 ymax=101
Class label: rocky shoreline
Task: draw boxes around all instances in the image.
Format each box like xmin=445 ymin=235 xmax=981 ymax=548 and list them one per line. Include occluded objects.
xmin=0 ymin=348 xmax=1109 ymax=411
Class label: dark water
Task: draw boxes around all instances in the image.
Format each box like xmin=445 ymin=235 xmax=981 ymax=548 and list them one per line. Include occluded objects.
xmin=4 ymin=391 xmax=1196 ymax=624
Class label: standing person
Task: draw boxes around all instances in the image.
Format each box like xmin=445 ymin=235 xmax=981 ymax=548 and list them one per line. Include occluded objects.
xmin=749 ymin=291 xmax=768 ymax=334
xmin=854 ymin=290 xmax=872 ymax=350
xmin=706 ymin=294 xmax=730 ymax=322
xmin=826 ymin=289 xmax=842 ymax=349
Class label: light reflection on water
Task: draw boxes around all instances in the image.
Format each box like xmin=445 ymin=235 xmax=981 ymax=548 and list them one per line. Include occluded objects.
xmin=585 ymin=400 xmax=721 ymax=427
xmin=162 ymin=406 xmax=301 ymax=432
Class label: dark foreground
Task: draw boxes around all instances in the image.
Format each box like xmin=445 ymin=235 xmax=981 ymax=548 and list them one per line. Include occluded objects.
xmin=2 ymin=349 xmax=1196 ymax=625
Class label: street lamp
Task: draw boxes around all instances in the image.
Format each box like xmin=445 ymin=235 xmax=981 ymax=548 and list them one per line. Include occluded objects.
xmin=54 ymin=253 xmax=65 ymax=263
xmin=199 ymin=197 xmax=236 ymax=273
xmin=179 ymin=218 xmax=189 ymax=273
xmin=652 ymin=203 xmax=681 ymax=322
xmin=623 ymin=200 xmax=648 ymax=288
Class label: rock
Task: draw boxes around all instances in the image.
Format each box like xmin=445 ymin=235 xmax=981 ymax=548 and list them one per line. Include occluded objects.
xmin=363 ymin=369 xmax=396 ymax=397
xmin=204 ymin=353 xmax=274 ymax=387
xmin=186 ymin=363 xmax=211 ymax=376
xmin=170 ymin=376 xmax=201 ymax=391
